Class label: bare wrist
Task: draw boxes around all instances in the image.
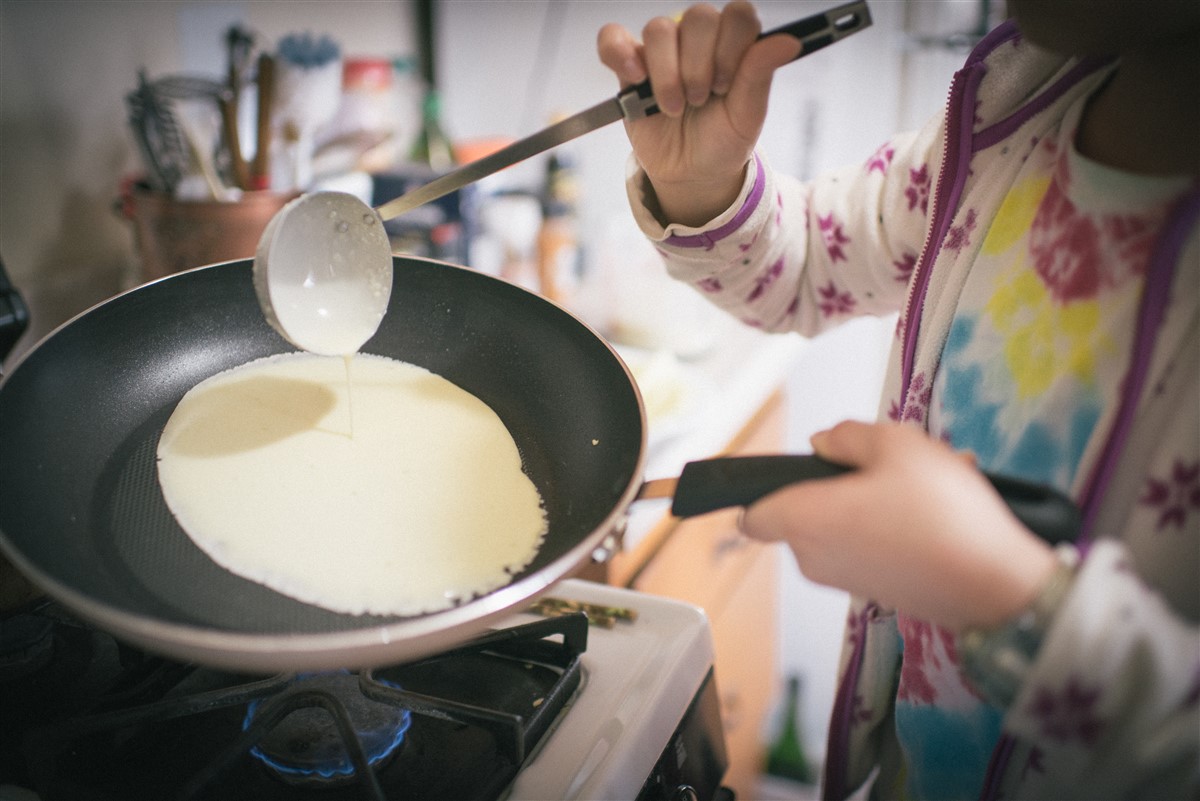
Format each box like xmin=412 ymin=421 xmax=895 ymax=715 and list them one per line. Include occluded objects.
xmin=958 ymin=544 xmax=1080 ymax=708
xmin=982 ymin=540 xmax=1061 ymax=629
xmin=645 ymin=164 xmax=749 ymax=228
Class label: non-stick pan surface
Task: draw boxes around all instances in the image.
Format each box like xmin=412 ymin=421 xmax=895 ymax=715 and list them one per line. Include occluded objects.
xmin=0 ymin=257 xmax=644 ymax=672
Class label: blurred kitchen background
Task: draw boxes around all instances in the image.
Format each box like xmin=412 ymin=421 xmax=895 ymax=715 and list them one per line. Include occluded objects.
xmin=0 ymin=0 xmax=1002 ymax=795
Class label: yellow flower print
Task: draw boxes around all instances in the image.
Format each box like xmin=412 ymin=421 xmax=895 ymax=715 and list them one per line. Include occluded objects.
xmin=981 ymin=174 xmax=1051 ymax=256
xmin=985 ymin=259 xmax=1111 ymax=399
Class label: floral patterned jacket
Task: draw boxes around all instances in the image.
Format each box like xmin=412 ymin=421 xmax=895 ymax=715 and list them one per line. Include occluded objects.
xmin=623 ymin=21 xmax=1199 ymax=801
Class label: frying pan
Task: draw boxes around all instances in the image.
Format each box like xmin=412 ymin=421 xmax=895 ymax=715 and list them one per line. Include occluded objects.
xmin=0 ymin=256 xmax=1078 ymax=673
xmin=0 ymin=257 xmax=647 ymax=672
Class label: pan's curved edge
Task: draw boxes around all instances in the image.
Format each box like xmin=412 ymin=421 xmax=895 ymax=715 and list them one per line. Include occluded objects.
xmin=0 ymin=256 xmax=650 ymax=672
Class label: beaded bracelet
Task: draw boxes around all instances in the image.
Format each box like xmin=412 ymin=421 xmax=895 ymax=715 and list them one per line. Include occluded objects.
xmin=959 ymin=543 xmax=1081 ymax=708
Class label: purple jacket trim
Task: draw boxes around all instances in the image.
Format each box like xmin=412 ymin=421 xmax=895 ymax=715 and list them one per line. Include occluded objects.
xmin=974 ymin=56 xmax=1113 ymax=153
xmin=663 ymin=155 xmax=765 ymax=250
xmin=898 ymin=60 xmax=987 ymax=409
xmin=897 ymin=24 xmax=1024 ymax=398
xmin=1077 ymin=185 xmax=1200 ymax=543
xmin=969 ymin=19 xmax=1021 ymax=64
xmin=822 ymin=603 xmax=876 ymax=801
xmin=979 ymin=734 xmax=1017 ymax=801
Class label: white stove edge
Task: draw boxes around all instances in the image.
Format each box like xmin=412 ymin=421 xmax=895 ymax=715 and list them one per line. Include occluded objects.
xmin=506 ymin=579 xmax=717 ymax=801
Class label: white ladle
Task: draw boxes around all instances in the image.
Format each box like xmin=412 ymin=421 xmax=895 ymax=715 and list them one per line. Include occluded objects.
xmin=253 ymin=191 xmax=391 ymax=356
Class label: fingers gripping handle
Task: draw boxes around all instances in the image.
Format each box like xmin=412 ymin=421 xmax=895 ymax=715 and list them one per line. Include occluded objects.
xmin=617 ymin=1 xmax=873 ymax=120
xmin=670 ymin=455 xmax=1081 ymax=545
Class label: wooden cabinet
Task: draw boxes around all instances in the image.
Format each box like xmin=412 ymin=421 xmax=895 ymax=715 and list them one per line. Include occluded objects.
xmin=607 ymin=390 xmax=788 ymax=801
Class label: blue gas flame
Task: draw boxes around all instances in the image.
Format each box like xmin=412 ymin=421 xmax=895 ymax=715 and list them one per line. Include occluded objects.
xmin=242 ymin=671 xmax=412 ymax=780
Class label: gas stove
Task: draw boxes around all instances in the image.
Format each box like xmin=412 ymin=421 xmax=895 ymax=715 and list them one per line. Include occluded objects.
xmin=0 ymin=579 xmax=728 ymax=801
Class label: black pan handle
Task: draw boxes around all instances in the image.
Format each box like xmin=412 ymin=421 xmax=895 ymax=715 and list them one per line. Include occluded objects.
xmin=670 ymin=454 xmax=1081 ymax=545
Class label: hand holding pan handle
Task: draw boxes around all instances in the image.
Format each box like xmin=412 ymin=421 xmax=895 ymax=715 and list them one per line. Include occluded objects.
xmin=639 ymin=455 xmax=1081 ymax=546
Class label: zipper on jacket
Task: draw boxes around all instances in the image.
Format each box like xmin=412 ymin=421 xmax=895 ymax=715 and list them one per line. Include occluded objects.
xmin=896 ymin=23 xmax=1022 ymax=418
xmin=898 ymin=61 xmax=987 ymax=419
xmin=824 ymin=28 xmax=1004 ymax=801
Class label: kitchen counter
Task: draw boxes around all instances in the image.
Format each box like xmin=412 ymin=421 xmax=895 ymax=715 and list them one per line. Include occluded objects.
xmin=618 ymin=315 xmax=810 ymax=555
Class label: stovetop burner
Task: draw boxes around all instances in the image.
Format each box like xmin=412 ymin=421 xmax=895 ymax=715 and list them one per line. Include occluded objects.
xmin=0 ymin=601 xmax=587 ymax=801
xmin=2 ymin=580 xmax=727 ymax=801
xmin=243 ymin=671 xmax=413 ymax=786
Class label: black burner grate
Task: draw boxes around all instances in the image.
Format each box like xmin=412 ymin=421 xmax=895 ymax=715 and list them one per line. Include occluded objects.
xmin=1 ymin=605 xmax=587 ymax=801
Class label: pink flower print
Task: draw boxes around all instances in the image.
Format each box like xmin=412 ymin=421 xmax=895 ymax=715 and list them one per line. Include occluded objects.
xmin=904 ymin=164 xmax=930 ymax=214
xmin=1103 ymin=212 xmax=1158 ymax=274
xmin=1027 ymin=676 xmax=1106 ymax=746
xmin=892 ymin=252 xmax=916 ymax=284
xmin=817 ymin=212 xmax=851 ymax=263
xmin=865 ymin=142 xmax=895 ymax=174
xmin=1028 ymin=163 xmax=1157 ymax=303
xmin=845 ymin=603 xmax=878 ymax=647
xmin=746 ymin=258 xmax=784 ymax=303
xmin=944 ymin=208 xmax=978 ymax=251
xmin=1029 ymin=179 xmax=1102 ymax=301
xmin=738 ymin=228 xmax=761 ymax=253
xmin=896 ymin=617 xmax=961 ymax=704
xmin=840 ymin=606 xmax=880 ymax=727
xmin=817 ymin=281 xmax=855 ymax=317
xmin=1140 ymin=461 xmax=1200 ymax=531
xmin=849 ymin=692 xmax=874 ymax=726
xmin=697 ymin=276 xmax=723 ymax=293
xmin=902 ymin=372 xmax=932 ymax=424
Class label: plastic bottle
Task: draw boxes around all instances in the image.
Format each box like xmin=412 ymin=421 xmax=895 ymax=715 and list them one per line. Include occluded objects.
xmin=409 ymin=89 xmax=455 ymax=172
xmin=765 ymin=674 xmax=814 ymax=784
xmin=330 ymin=57 xmax=398 ymax=172
xmin=340 ymin=58 xmax=394 ymax=132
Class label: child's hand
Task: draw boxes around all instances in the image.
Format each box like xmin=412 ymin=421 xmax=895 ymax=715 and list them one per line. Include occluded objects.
xmin=739 ymin=420 xmax=1059 ymax=631
xmin=597 ymin=1 xmax=800 ymax=227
